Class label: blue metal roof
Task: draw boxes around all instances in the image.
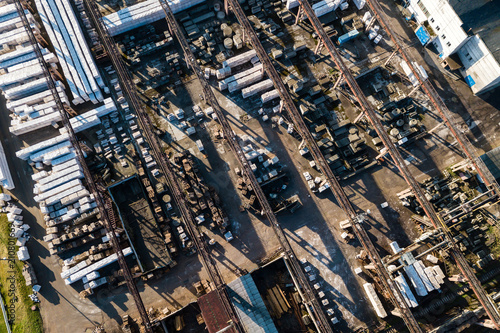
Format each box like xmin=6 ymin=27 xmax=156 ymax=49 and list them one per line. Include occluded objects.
xmin=465 ymin=75 xmax=476 ymax=87
xmin=228 ymin=274 xmax=278 ymax=333
xmin=415 ymin=26 xmax=430 ymax=45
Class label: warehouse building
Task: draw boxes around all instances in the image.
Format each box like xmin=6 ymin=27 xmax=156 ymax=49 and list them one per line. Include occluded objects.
xmin=405 ymin=0 xmax=500 ymax=94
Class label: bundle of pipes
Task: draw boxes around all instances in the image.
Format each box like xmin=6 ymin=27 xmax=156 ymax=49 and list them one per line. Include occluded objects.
xmin=261 ymin=89 xmax=280 ymax=103
xmin=35 ymin=0 xmax=105 ymax=105
xmin=222 ymin=49 xmax=257 ymax=68
xmin=242 ymin=79 xmax=273 ymax=98
xmin=103 ymin=0 xmax=206 ymax=36
xmin=218 ymin=64 xmax=264 ymax=90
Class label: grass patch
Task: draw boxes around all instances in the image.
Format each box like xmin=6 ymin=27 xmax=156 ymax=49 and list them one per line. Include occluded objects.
xmin=0 ymin=214 xmax=43 ymax=333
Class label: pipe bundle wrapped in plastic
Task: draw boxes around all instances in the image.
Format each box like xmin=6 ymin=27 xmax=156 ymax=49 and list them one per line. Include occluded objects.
xmin=103 ymin=0 xmax=206 ymax=36
xmin=35 ymin=0 xmax=104 ymax=105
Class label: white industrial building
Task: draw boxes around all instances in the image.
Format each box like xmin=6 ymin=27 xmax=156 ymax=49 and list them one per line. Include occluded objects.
xmin=406 ymin=0 xmax=500 ymax=94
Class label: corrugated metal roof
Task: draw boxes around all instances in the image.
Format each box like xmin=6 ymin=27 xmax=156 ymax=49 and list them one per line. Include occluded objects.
xmin=198 ymin=291 xmax=237 ymax=333
xmin=228 ymin=274 xmax=279 ymax=333
xmin=480 ymin=146 xmax=500 ymax=182
xmin=449 ymin=0 xmax=500 ymax=63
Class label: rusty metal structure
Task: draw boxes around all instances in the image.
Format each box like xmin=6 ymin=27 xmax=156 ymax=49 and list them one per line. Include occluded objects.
xmin=12 ymin=0 xmax=153 ymax=331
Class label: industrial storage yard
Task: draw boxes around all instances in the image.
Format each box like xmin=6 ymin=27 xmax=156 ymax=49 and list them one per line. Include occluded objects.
xmin=0 ymin=0 xmax=500 ymax=332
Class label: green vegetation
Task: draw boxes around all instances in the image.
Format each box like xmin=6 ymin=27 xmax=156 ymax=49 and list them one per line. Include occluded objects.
xmin=0 ymin=214 xmax=43 ymax=333
xmin=487 ymin=226 xmax=500 ymax=258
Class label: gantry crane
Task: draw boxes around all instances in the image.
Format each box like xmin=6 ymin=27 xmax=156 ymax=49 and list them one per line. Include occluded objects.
xmin=83 ymin=0 xmax=245 ymax=331
xmin=224 ymin=0 xmax=424 ymax=331
xmin=294 ymin=0 xmax=500 ymax=329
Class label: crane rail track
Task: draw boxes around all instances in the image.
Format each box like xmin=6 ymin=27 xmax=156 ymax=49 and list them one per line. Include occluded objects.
xmin=14 ymin=0 xmax=153 ymax=331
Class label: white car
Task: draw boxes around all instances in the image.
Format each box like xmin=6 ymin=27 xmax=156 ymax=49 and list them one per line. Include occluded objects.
xmin=303 ymin=172 xmax=312 ymax=181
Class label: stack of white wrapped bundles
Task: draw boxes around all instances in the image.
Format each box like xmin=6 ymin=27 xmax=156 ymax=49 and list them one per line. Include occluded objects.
xmin=312 ymin=0 xmax=341 ymax=17
xmin=16 ymin=133 xmax=70 ymax=161
xmin=36 ymin=0 xmax=105 ymax=105
xmin=32 ymin=158 xmax=96 ymax=224
xmin=222 ymin=49 xmax=257 ymax=68
xmin=0 ymin=44 xmax=47 ymax=69
xmin=242 ymin=79 xmax=273 ymax=98
xmin=62 ymin=98 xmax=117 ymax=134
xmin=286 ymin=0 xmax=299 ymax=10
xmin=63 ymin=247 xmax=133 ymax=285
xmin=5 ymin=85 xmax=67 ymax=111
xmin=0 ymin=25 xmax=32 ymax=46
xmin=0 ymin=3 xmax=68 ymax=136
xmin=103 ymin=0 xmax=206 ymax=36
xmin=0 ymin=142 xmax=15 ymax=190
xmin=353 ymin=0 xmax=366 ymax=10
xmin=0 ymin=5 xmax=34 ymax=34
xmin=218 ymin=64 xmax=264 ymax=91
xmin=261 ymin=89 xmax=280 ymax=103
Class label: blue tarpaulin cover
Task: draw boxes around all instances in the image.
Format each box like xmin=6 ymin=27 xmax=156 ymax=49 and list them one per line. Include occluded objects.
xmin=415 ymin=25 xmax=430 ymax=45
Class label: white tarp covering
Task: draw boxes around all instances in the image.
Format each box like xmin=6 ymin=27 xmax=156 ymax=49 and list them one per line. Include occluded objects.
xmin=103 ymin=0 xmax=206 ymax=36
